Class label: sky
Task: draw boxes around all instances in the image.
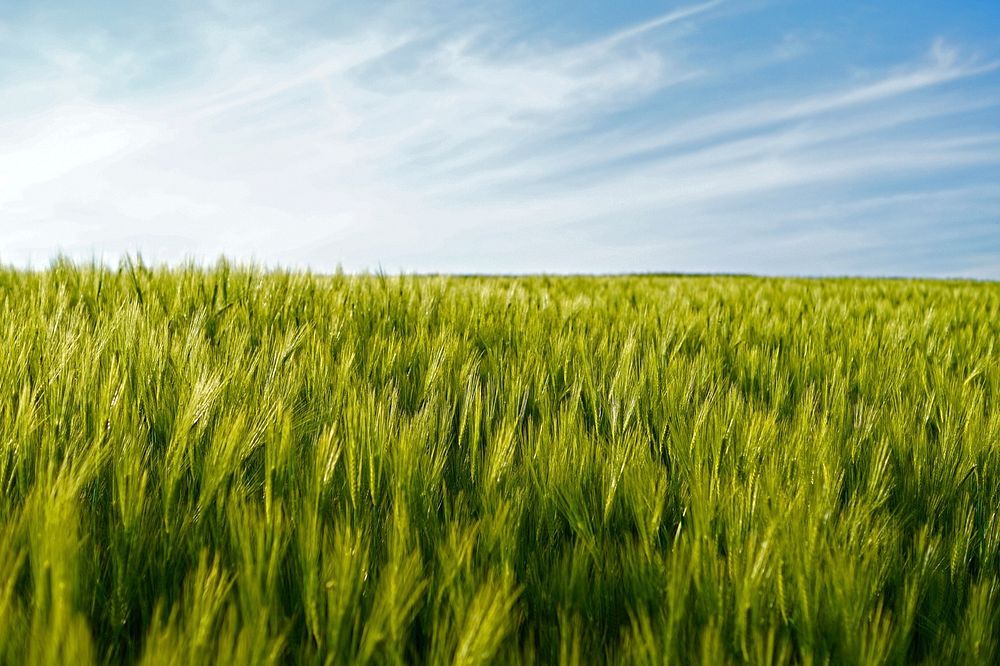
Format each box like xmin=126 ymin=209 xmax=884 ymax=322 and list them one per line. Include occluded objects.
xmin=1 ymin=0 xmax=999 ymax=277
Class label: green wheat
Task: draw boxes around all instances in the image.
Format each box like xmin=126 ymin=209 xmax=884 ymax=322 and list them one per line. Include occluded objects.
xmin=0 ymin=258 xmax=997 ymax=664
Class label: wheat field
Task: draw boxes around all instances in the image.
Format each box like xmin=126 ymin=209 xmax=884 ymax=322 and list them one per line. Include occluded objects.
xmin=0 ymin=260 xmax=997 ymax=664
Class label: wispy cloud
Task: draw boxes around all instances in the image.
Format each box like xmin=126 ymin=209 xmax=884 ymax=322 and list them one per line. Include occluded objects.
xmin=0 ymin=1 xmax=998 ymax=276
xmin=588 ymin=0 xmax=723 ymax=50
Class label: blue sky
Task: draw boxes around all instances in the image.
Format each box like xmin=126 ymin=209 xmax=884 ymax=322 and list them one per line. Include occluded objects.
xmin=1 ymin=1 xmax=998 ymax=277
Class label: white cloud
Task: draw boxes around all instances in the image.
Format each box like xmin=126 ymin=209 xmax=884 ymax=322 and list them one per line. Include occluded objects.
xmin=0 ymin=105 xmax=160 ymax=205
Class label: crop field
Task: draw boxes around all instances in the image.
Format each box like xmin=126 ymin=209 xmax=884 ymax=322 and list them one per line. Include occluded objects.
xmin=0 ymin=261 xmax=997 ymax=665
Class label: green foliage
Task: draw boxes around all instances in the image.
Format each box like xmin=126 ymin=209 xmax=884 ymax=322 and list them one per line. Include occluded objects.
xmin=0 ymin=258 xmax=997 ymax=664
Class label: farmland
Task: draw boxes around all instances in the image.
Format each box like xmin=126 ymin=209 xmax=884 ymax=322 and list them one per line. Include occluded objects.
xmin=0 ymin=262 xmax=997 ymax=664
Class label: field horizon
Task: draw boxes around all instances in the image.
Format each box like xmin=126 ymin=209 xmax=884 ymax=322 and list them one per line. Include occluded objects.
xmin=5 ymin=256 xmax=999 ymax=284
